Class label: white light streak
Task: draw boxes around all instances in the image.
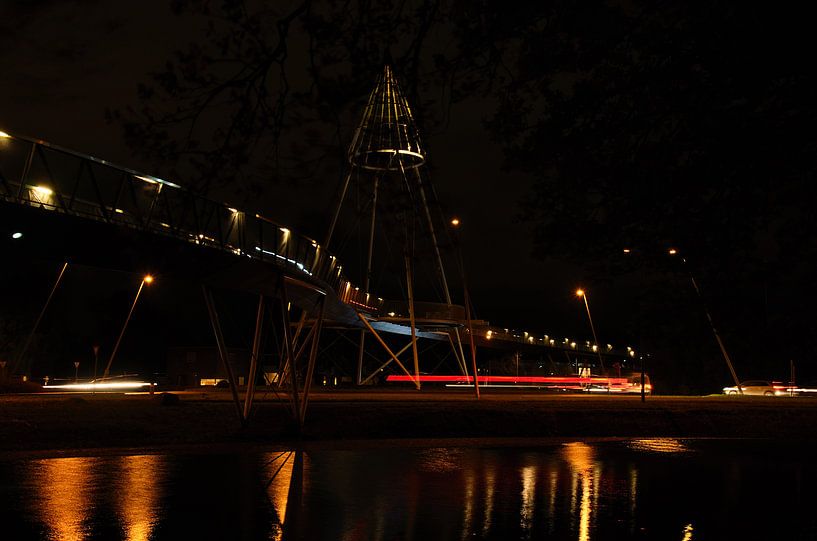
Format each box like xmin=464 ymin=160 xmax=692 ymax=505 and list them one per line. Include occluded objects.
xmin=45 ymin=381 xmax=155 ymax=391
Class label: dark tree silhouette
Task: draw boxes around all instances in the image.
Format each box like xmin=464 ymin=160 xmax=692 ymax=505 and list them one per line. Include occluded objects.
xmin=115 ymin=1 xmax=817 ymax=391
xmin=110 ymin=0 xmax=455 ymax=202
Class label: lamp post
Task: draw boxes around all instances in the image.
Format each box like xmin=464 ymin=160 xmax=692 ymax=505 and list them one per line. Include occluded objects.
xmin=73 ymin=361 xmax=80 ymax=382
xmin=102 ymin=274 xmax=154 ymax=380
xmin=450 ymin=217 xmax=480 ymax=399
xmin=575 ymin=289 xmax=606 ymax=373
xmin=92 ymin=345 xmax=100 ymax=381
xmin=667 ymin=248 xmax=742 ymax=395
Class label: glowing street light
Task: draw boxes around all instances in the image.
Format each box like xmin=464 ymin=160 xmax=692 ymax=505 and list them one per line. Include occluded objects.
xmin=575 ymin=288 xmax=606 ymax=372
xmin=667 ymin=247 xmax=742 ymax=394
xmin=450 ymin=217 xmax=460 ymax=227
xmin=102 ymin=274 xmax=154 ymax=380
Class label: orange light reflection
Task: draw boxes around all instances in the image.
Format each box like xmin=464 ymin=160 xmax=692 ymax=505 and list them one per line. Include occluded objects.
xmin=117 ymin=455 xmax=163 ymax=541
xmin=33 ymin=457 xmax=99 ymax=541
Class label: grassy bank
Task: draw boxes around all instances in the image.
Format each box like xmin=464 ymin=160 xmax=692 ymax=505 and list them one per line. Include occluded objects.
xmin=2 ymin=390 xmax=816 ymax=456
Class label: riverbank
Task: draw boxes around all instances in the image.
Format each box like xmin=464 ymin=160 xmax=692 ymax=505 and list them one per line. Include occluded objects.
xmin=2 ymin=390 xmax=816 ymax=456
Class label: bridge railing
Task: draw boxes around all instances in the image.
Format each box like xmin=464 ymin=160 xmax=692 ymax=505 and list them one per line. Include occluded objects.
xmin=0 ymin=131 xmax=383 ymax=313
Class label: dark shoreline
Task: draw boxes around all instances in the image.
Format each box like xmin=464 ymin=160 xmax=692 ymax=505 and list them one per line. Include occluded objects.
xmin=3 ymin=391 xmax=816 ymax=458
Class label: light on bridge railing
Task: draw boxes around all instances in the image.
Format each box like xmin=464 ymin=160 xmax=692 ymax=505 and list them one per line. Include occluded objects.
xmin=135 ymin=174 xmax=180 ymax=188
xmin=30 ymin=185 xmax=54 ymax=205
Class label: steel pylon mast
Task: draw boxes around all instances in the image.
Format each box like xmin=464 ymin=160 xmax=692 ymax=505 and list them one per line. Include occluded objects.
xmin=324 ymin=64 xmax=473 ymax=387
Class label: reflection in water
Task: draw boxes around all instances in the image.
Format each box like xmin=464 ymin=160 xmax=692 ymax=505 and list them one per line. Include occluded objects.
xmin=547 ymin=470 xmax=558 ymax=535
xmin=417 ymin=447 xmax=463 ymax=472
xmin=520 ymin=465 xmax=537 ymax=535
xmin=6 ymin=439 xmax=816 ymax=540
xmin=264 ymin=451 xmax=295 ymax=541
xmin=562 ymin=443 xmax=597 ymax=541
xmin=628 ymin=438 xmax=691 ymax=454
xmin=116 ymin=455 xmax=163 ymax=541
xmin=32 ymin=457 xmax=99 ymax=541
xmin=461 ymin=469 xmax=475 ymax=541
xmin=629 ymin=466 xmax=638 ymax=534
xmin=265 ymin=452 xmax=294 ymax=523
xmin=482 ymin=468 xmax=495 ymax=537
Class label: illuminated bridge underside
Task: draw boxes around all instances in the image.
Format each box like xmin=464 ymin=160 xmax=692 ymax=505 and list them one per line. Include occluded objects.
xmin=0 ymin=199 xmax=458 ymax=342
xmin=0 ymin=132 xmax=632 ymax=359
xmin=0 ymin=132 xmax=459 ymax=340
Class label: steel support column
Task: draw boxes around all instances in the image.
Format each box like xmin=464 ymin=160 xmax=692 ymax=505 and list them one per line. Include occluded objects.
xmin=12 ymin=261 xmax=68 ymax=376
xmin=357 ymin=175 xmax=380 ymax=384
xmin=360 ymin=341 xmax=413 ymax=385
xmin=279 ymin=280 xmax=302 ymax=425
xmin=299 ymin=297 xmax=325 ymax=425
xmin=355 ymin=311 xmax=419 ymax=389
xmin=404 ymin=254 xmax=421 ymax=390
xmin=243 ymin=294 xmax=266 ymax=421
xmin=202 ymin=285 xmax=244 ymax=424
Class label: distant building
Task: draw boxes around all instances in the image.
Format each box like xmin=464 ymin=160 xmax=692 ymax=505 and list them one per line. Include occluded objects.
xmin=166 ymin=346 xmax=249 ymax=387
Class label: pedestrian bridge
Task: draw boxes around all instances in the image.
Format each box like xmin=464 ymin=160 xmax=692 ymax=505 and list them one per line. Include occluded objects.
xmin=0 ymin=128 xmax=636 ymax=426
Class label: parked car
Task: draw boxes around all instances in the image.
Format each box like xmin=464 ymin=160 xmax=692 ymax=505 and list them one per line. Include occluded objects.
xmin=723 ymin=380 xmax=795 ymax=396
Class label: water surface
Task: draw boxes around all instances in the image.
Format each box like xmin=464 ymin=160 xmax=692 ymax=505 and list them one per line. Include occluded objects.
xmin=1 ymin=439 xmax=814 ymax=540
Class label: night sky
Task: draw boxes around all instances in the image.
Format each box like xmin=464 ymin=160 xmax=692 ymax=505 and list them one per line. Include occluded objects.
xmin=2 ymin=2 xmax=815 ymax=391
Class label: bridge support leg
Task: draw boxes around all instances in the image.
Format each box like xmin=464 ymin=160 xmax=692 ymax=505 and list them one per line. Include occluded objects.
xmin=279 ymin=280 xmax=302 ymax=428
xmin=299 ymin=297 xmax=325 ymax=425
xmin=463 ymin=286 xmax=480 ymax=399
xmin=202 ymin=285 xmax=244 ymax=425
xmin=12 ymin=261 xmax=68 ymax=377
xmin=404 ymin=254 xmax=421 ymax=390
xmin=243 ymin=294 xmax=266 ymax=421
xmin=356 ymin=330 xmax=366 ymax=385
xmin=355 ymin=311 xmax=419 ymax=389
xmin=276 ymin=309 xmax=308 ymax=391
xmin=360 ymin=341 xmax=413 ymax=385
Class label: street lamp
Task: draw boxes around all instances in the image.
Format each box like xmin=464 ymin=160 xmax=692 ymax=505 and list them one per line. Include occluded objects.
xmin=92 ymin=345 xmax=100 ymax=381
xmin=575 ymin=289 xmax=606 ymax=373
xmin=102 ymin=274 xmax=154 ymax=380
xmin=667 ymin=249 xmax=742 ymax=395
xmin=449 ymin=217 xmax=480 ymax=399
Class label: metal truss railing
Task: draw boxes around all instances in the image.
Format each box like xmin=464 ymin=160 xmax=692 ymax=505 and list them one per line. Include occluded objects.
xmin=0 ymin=131 xmax=383 ymax=313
